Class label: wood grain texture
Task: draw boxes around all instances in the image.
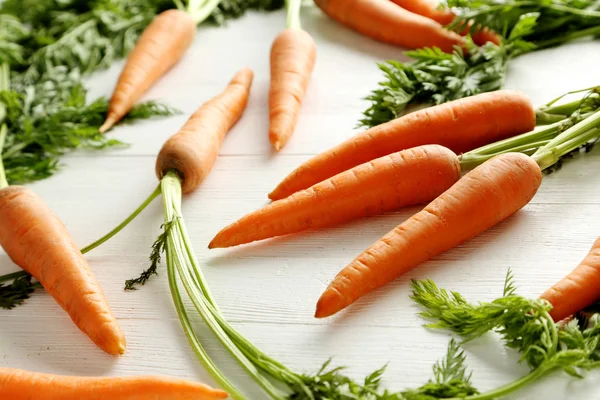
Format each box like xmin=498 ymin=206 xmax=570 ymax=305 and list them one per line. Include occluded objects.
xmin=2 ymin=8 xmax=600 ymax=400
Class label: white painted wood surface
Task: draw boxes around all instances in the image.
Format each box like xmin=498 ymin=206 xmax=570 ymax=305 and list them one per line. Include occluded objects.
xmin=2 ymin=7 xmax=600 ymax=399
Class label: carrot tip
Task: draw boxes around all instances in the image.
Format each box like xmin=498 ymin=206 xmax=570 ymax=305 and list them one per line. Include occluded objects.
xmin=272 ymin=141 xmax=282 ymax=151
xmin=99 ymin=117 xmax=117 ymax=133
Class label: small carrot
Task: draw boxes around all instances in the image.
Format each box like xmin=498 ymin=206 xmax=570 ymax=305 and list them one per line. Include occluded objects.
xmin=0 ymin=186 xmax=126 ymax=354
xmin=269 ymin=90 xmax=536 ymax=201
xmin=315 ymin=152 xmax=542 ymax=318
xmin=156 ymin=68 xmax=254 ymax=193
xmin=0 ymin=367 xmax=227 ymax=400
xmin=210 ymin=145 xmax=461 ymax=248
xmin=390 ymin=0 xmax=501 ymax=45
xmin=269 ymin=0 xmax=316 ymax=151
xmin=313 ymin=0 xmax=465 ymax=52
xmin=540 ymin=237 xmax=600 ymax=322
xmin=99 ymin=9 xmax=197 ymax=133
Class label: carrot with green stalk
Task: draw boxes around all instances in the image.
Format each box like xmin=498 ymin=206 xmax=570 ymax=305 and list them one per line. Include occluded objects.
xmin=0 ymin=63 xmax=126 ymax=355
xmin=316 ymin=89 xmax=600 ymax=318
xmin=269 ymin=0 xmax=316 ymax=151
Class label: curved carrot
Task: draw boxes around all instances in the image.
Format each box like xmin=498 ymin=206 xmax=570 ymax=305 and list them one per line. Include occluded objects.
xmin=269 ymin=90 xmax=536 ymax=201
xmin=99 ymin=9 xmax=197 ymax=133
xmin=541 ymin=237 xmax=600 ymax=322
xmin=315 ymin=152 xmax=542 ymax=318
xmin=313 ymin=0 xmax=465 ymax=52
xmin=269 ymin=28 xmax=316 ymax=151
xmin=390 ymin=0 xmax=501 ymax=45
xmin=0 ymin=367 xmax=227 ymax=400
xmin=210 ymin=145 xmax=461 ymax=248
xmin=0 ymin=186 xmax=125 ymax=355
xmin=156 ymin=68 xmax=253 ymax=193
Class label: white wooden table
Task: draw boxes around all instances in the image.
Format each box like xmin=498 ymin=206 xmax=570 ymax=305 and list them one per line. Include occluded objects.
xmin=2 ymin=8 xmax=600 ymax=399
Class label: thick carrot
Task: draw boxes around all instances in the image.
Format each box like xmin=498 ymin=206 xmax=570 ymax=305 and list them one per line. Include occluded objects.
xmin=0 ymin=367 xmax=227 ymax=400
xmin=210 ymin=145 xmax=461 ymax=248
xmin=313 ymin=0 xmax=465 ymax=52
xmin=0 ymin=186 xmax=125 ymax=355
xmin=269 ymin=28 xmax=316 ymax=151
xmin=99 ymin=9 xmax=197 ymax=133
xmin=156 ymin=68 xmax=253 ymax=193
xmin=390 ymin=0 xmax=501 ymax=45
xmin=315 ymin=152 xmax=542 ymax=318
xmin=540 ymin=237 xmax=600 ymax=322
xmin=269 ymin=90 xmax=536 ymax=201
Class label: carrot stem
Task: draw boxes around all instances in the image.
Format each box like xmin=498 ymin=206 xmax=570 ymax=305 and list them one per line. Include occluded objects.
xmin=80 ymin=185 xmax=161 ymax=254
xmin=0 ymin=125 xmax=8 ymax=190
xmin=0 ymin=62 xmax=9 ymax=190
xmin=187 ymin=0 xmax=222 ymax=25
xmin=536 ymin=25 xmax=600 ymax=48
xmin=286 ymin=0 xmax=303 ymax=29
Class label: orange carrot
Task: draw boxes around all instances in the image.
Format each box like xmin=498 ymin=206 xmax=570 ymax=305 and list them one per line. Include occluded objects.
xmin=269 ymin=90 xmax=536 ymax=201
xmin=541 ymin=237 xmax=600 ymax=322
xmin=210 ymin=145 xmax=461 ymax=248
xmin=269 ymin=25 xmax=316 ymax=151
xmin=389 ymin=0 xmax=501 ymax=45
xmin=0 ymin=367 xmax=227 ymax=400
xmin=99 ymin=9 xmax=197 ymax=133
xmin=313 ymin=0 xmax=465 ymax=52
xmin=0 ymin=186 xmax=125 ymax=355
xmin=156 ymin=68 xmax=253 ymax=193
xmin=315 ymin=152 xmax=542 ymax=318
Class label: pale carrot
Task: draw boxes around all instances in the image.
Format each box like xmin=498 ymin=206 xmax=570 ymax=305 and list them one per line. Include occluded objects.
xmin=0 ymin=367 xmax=227 ymax=400
xmin=313 ymin=0 xmax=465 ymax=52
xmin=541 ymin=237 xmax=600 ymax=322
xmin=209 ymin=145 xmax=460 ymax=248
xmin=0 ymin=186 xmax=126 ymax=354
xmin=269 ymin=90 xmax=536 ymax=201
xmin=156 ymin=68 xmax=253 ymax=193
xmin=269 ymin=0 xmax=317 ymax=151
xmin=390 ymin=0 xmax=501 ymax=45
xmin=315 ymin=152 xmax=542 ymax=318
xmin=99 ymin=9 xmax=197 ymax=133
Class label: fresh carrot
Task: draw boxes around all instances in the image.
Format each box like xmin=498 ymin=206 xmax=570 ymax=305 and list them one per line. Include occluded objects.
xmin=269 ymin=0 xmax=317 ymax=151
xmin=313 ymin=0 xmax=465 ymax=52
xmin=315 ymin=152 xmax=542 ymax=318
xmin=269 ymin=90 xmax=535 ymax=201
xmin=210 ymin=145 xmax=461 ymax=248
xmin=0 ymin=186 xmax=126 ymax=354
xmin=156 ymin=68 xmax=253 ymax=193
xmin=99 ymin=9 xmax=197 ymax=133
xmin=389 ymin=0 xmax=501 ymax=45
xmin=0 ymin=367 xmax=227 ymax=400
xmin=541 ymin=237 xmax=600 ymax=322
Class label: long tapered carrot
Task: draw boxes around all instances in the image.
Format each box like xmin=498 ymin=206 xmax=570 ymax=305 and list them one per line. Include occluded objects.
xmin=269 ymin=90 xmax=536 ymax=201
xmin=210 ymin=145 xmax=460 ymax=248
xmin=156 ymin=68 xmax=253 ymax=193
xmin=389 ymin=0 xmax=501 ymax=45
xmin=269 ymin=0 xmax=317 ymax=151
xmin=99 ymin=9 xmax=197 ymax=133
xmin=313 ymin=0 xmax=465 ymax=52
xmin=540 ymin=237 xmax=600 ymax=322
xmin=0 ymin=367 xmax=227 ymax=400
xmin=0 ymin=186 xmax=125 ymax=354
xmin=315 ymin=152 xmax=542 ymax=318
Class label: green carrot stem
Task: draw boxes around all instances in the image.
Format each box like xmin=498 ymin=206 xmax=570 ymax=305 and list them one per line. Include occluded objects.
xmin=536 ymin=25 xmax=600 ymax=48
xmin=187 ymin=0 xmax=222 ymax=24
xmin=452 ymin=365 xmax=556 ymax=400
xmin=80 ymin=185 xmax=161 ymax=254
xmin=538 ymin=98 xmax=583 ymax=118
xmin=286 ymin=0 xmax=303 ymax=29
xmin=0 ymin=124 xmax=8 ymax=190
xmin=0 ymin=62 xmax=10 ymax=190
xmin=460 ymin=140 xmax=548 ymax=170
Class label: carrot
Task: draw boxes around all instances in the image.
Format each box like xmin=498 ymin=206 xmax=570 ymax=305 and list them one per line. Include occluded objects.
xmin=540 ymin=237 xmax=600 ymax=322
xmin=0 ymin=367 xmax=227 ymax=400
xmin=156 ymin=68 xmax=253 ymax=193
xmin=315 ymin=152 xmax=542 ymax=318
xmin=313 ymin=0 xmax=465 ymax=52
xmin=210 ymin=145 xmax=460 ymax=248
xmin=269 ymin=90 xmax=536 ymax=201
xmin=269 ymin=0 xmax=317 ymax=151
xmin=389 ymin=0 xmax=501 ymax=45
xmin=99 ymin=9 xmax=197 ymax=133
xmin=0 ymin=186 xmax=126 ymax=354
